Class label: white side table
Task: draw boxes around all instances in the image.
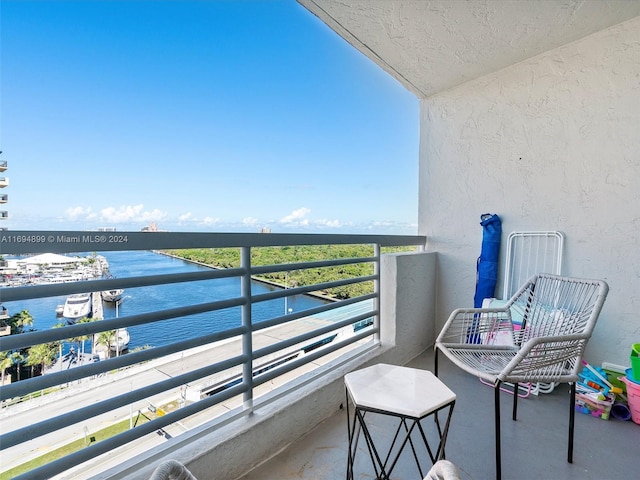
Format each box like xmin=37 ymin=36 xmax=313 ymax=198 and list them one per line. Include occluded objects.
xmin=345 ymin=363 xmax=456 ymax=479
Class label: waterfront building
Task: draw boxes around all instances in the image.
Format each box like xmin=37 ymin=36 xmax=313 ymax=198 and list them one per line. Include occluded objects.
xmin=0 ymin=151 xmax=7 ymax=228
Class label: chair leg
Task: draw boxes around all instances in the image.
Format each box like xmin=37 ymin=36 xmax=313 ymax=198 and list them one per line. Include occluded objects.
xmin=433 ymin=348 xmax=440 ymax=428
xmin=495 ymin=381 xmax=502 ymax=480
xmin=568 ymin=382 xmax=576 ymax=463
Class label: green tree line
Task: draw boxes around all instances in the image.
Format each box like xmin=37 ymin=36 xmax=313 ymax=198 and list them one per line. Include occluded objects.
xmin=165 ymin=245 xmax=416 ymax=300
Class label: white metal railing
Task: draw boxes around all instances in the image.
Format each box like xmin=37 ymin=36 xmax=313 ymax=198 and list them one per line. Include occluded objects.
xmin=0 ymin=230 xmax=425 ymax=480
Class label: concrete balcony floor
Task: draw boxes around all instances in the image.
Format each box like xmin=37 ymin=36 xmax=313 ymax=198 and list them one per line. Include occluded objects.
xmin=240 ymin=348 xmax=639 ymax=480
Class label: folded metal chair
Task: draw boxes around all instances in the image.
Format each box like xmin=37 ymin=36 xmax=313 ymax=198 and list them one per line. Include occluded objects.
xmin=435 ymin=274 xmax=608 ymax=480
xmin=149 ymin=460 xmax=198 ymax=480
xmin=485 ymin=230 xmax=566 ymax=398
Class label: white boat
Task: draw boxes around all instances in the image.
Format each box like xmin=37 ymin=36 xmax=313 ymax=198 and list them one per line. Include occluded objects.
xmin=55 ymin=304 xmax=64 ymax=316
xmin=110 ymin=328 xmax=130 ymax=352
xmin=101 ymin=288 xmax=124 ymax=302
xmin=62 ymin=293 xmax=92 ymax=323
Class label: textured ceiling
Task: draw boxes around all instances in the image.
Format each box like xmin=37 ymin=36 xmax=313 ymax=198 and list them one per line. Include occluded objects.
xmin=299 ymin=0 xmax=640 ymax=97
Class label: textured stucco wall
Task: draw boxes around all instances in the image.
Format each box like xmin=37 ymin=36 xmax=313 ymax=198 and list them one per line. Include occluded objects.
xmin=419 ymin=17 xmax=640 ymax=365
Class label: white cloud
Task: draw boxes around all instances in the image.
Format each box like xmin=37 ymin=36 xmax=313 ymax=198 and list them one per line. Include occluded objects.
xmin=316 ymin=219 xmax=341 ymax=228
xmin=201 ymin=216 xmax=220 ymax=225
xmin=36 ymin=206 xmax=415 ymax=235
xmin=65 ymin=206 xmax=95 ymax=220
xmin=100 ymin=204 xmax=167 ymax=223
xmin=280 ymin=207 xmax=311 ymax=224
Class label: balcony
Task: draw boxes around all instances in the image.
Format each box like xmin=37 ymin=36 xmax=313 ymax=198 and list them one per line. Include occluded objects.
xmin=0 ymin=230 xmax=431 ymax=479
xmin=0 ymin=193 xmax=7 ymax=203
xmin=1 ymin=230 xmax=635 ymax=480
xmin=0 ymin=160 xmax=6 ymax=172
xmin=0 ymin=177 xmax=8 ymax=188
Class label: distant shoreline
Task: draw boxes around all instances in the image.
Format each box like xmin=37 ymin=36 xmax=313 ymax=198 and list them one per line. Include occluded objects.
xmin=154 ymin=250 xmax=337 ymax=303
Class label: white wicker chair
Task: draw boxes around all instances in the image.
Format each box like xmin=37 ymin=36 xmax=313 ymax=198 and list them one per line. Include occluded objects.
xmin=435 ymin=274 xmax=608 ymax=480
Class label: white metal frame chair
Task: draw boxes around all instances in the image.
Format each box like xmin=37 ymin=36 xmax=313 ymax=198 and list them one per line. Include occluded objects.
xmin=485 ymin=230 xmax=565 ymax=397
xmin=435 ymin=274 xmax=608 ymax=480
xmin=502 ymin=231 xmax=565 ymax=301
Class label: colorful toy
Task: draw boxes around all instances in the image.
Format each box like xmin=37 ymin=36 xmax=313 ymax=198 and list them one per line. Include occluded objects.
xmin=575 ymin=360 xmax=627 ymax=420
xmin=575 ymin=391 xmax=615 ymax=420
xmin=578 ymin=360 xmax=623 ymax=397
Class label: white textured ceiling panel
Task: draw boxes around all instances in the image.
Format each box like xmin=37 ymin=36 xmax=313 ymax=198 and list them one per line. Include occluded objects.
xmin=299 ymin=0 xmax=640 ymax=97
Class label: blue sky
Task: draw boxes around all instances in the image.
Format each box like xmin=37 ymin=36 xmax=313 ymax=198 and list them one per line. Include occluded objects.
xmin=1 ymin=0 xmax=419 ymax=234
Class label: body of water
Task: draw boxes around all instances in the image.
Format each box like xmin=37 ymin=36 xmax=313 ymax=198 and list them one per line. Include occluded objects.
xmin=4 ymin=250 xmax=329 ymax=353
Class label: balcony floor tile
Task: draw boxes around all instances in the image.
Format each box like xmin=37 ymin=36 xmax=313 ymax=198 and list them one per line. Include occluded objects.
xmin=240 ymin=348 xmax=639 ymax=480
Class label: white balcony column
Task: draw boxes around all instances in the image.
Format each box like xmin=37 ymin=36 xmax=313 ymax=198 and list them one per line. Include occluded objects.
xmin=380 ymin=251 xmax=437 ymax=363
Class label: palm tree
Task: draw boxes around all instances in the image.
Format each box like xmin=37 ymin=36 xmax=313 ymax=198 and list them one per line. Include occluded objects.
xmin=7 ymin=310 xmax=34 ymax=335
xmin=74 ymin=317 xmax=96 ymax=361
xmin=95 ymin=330 xmax=116 ymax=358
xmin=0 ymin=311 xmax=34 ymax=383
xmin=10 ymin=351 xmax=24 ymax=381
xmin=52 ymin=322 xmax=66 ymax=371
xmin=26 ymin=342 xmax=58 ymax=377
xmin=0 ymin=351 xmax=12 ymax=385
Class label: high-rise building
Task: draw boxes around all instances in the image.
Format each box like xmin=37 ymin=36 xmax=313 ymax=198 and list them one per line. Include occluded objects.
xmin=0 ymin=151 xmax=7 ymax=228
xmin=0 ymin=151 xmax=7 ymax=322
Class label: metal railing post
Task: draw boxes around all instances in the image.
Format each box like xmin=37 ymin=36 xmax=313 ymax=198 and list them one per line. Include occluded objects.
xmin=241 ymin=246 xmax=253 ymax=411
xmin=373 ymin=243 xmax=381 ymax=343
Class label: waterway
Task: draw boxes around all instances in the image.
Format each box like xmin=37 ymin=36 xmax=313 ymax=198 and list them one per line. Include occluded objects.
xmin=3 ymin=250 xmax=330 ymax=353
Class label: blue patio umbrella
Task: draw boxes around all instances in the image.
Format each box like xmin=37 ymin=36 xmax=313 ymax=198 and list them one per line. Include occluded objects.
xmin=474 ymin=213 xmax=502 ymax=308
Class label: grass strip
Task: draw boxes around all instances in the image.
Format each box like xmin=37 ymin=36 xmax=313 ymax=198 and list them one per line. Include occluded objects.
xmin=0 ymin=414 xmax=150 ymax=480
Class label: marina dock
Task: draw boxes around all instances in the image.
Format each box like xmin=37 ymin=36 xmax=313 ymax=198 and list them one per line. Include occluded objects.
xmin=92 ymin=291 xmax=103 ymax=319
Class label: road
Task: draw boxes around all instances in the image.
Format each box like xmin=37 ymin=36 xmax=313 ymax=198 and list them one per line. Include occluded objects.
xmin=0 ymin=305 xmax=372 ymax=477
